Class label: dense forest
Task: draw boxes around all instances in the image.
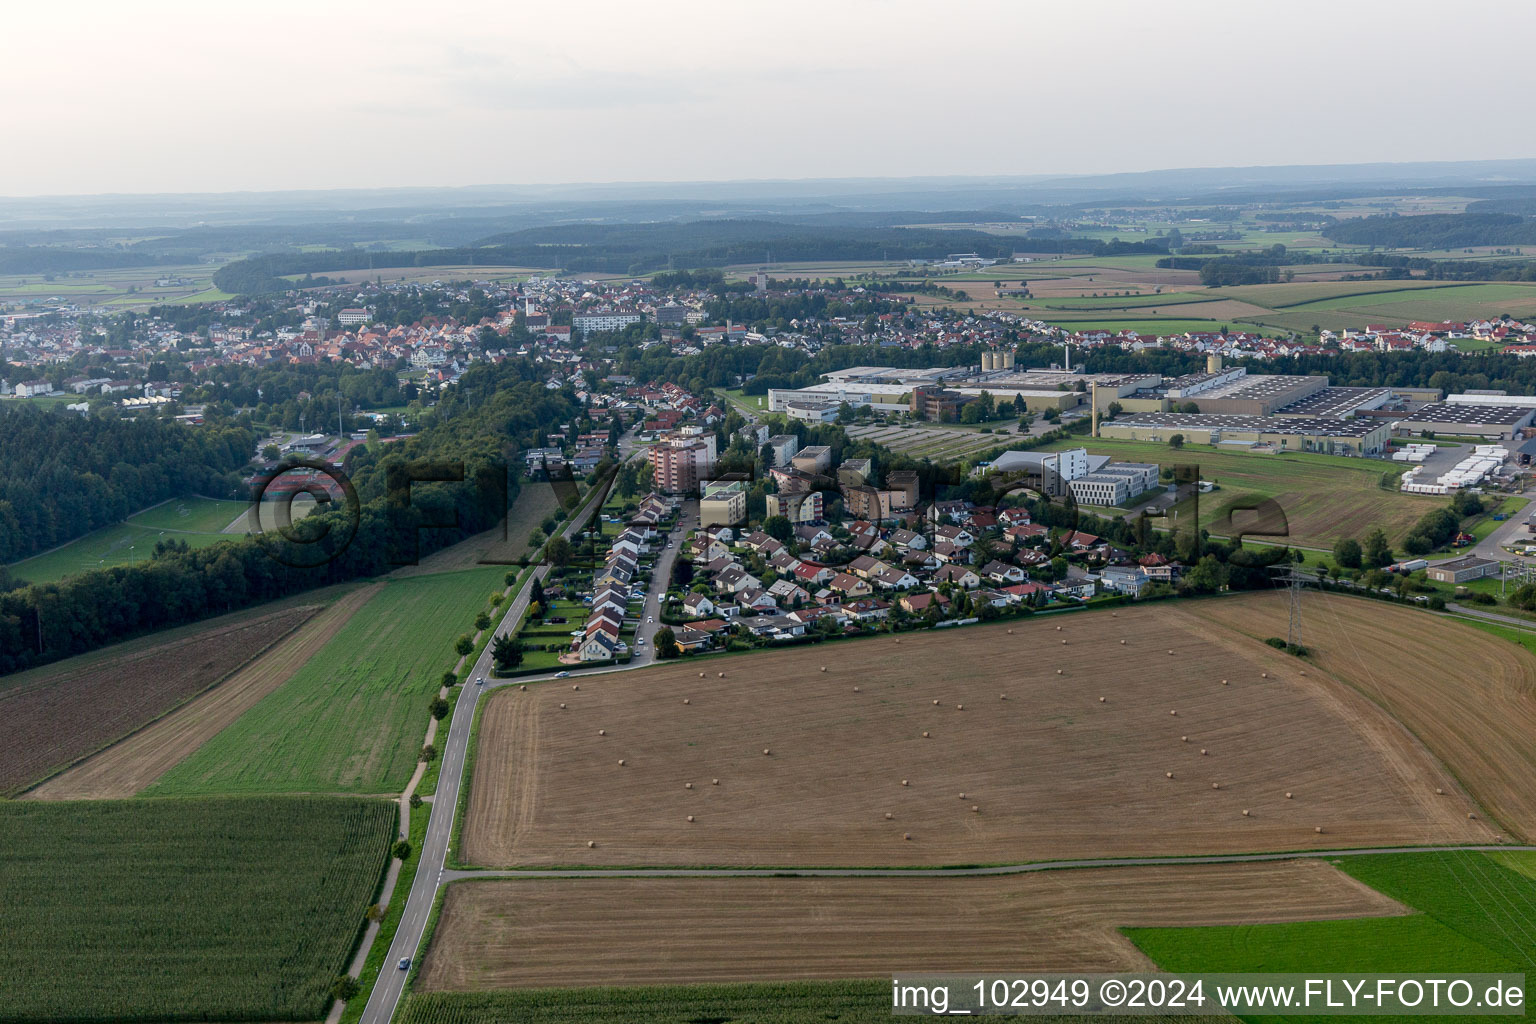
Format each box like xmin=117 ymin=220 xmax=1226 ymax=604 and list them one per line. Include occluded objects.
xmin=1324 ymin=212 xmax=1536 ymax=249
xmin=0 ymin=406 xmax=254 ymax=564
xmin=0 ymin=362 xmax=587 ymax=674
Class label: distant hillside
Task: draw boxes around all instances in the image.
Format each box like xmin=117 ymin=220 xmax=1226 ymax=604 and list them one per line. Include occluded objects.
xmin=1324 ymin=212 xmax=1536 ymax=249
xmin=211 ymin=219 xmax=1167 ymax=294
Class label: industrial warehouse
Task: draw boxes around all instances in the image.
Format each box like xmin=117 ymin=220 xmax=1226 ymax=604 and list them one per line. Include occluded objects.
xmin=767 ymin=354 xmax=1536 ymax=454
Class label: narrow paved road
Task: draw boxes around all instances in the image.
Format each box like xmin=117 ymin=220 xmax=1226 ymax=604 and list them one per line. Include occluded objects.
xmin=362 ymin=438 xmax=676 ymax=1024
xmin=443 ymin=844 xmax=1536 ymax=882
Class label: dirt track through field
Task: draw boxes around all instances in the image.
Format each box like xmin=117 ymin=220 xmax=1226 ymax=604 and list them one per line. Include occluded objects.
xmin=28 ymin=584 xmax=382 ymax=800
xmin=463 ymin=603 xmax=1491 ymax=868
xmin=419 ymin=860 xmax=1405 ymax=989
xmin=1184 ymin=592 xmax=1536 ymax=843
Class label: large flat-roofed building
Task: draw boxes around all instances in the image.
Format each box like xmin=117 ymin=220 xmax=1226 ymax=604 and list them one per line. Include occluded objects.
xmin=1173 ymin=373 xmax=1329 ymax=416
xmin=986 ymin=447 xmax=1100 ymax=496
xmin=1425 ymin=554 xmax=1500 ymax=584
xmin=1068 ymin=463 xmax=1160 ymax=506
xmin=1274 ymin=386 xmax=1395 ymax=418
xmin=767 ymin=489 xmax=823 ymax=523
xmin=843 ymin=483 xmax=891 ymax=521
xmin=764 ymin=434 xmax=800 ymax=467
xmin=699 ymin=479 xmax=748 ymax=527
xmin=1099 ymin=413 xmax=1391 ymax=456
xmin=572 ymin=311 xmax=642 ymax=333
xmin=791 ymin=445 xmax=832 ymax=475
xmin=1395 ymin=402 xmax=1536 ymax=439
xmin=885 ymin=470 xmax=919 ymax=511
xmin=650 ymin=434 xmax=716 ymax=494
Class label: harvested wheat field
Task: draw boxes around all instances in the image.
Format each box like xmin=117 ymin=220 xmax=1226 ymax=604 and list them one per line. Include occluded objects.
xmin=462 ymin=603 xmax=1491 ymax=868
xmin=0 ymin=603 xmax=321 ymax=797
xmin=26 ymin=584 xmax=380 ymax=800
xmin=419 ymin=860 xmax=1404 ymax=990
xmin=1185 ymin=591 xmax=1536 ymax=843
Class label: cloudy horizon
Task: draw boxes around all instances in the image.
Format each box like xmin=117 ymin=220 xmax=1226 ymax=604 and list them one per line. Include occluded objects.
xmin=6 ymin=0 xmax=1534 ymax=198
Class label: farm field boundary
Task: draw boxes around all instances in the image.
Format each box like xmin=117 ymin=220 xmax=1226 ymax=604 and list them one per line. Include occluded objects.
xmin=1 ymin=602 xmax=318 ymax=797
xmin=28 ymin=583 xmax=383 ymax=800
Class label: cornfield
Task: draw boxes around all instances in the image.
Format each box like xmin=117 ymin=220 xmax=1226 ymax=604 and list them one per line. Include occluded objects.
xmin=0 ymin=795 xmax=393 ymax=1023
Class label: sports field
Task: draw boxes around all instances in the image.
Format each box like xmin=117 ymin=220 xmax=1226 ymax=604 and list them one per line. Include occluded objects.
xmin=460 ymin=601 xmax=1489 ymax=869
xmin=0 ymin=602 xmax=317 ymax=796
xmin=148 ymin=566 xmax=505 ymax=796
xmin=0 ymin=795 xmax=394 ymax=1023
xmin=8 ymin=496 xmax=246 ymax=584
xmin=1037 ymin=437 xmax=1444 ymax=549
xmin=418 ymin=861 xmax=1401 ymax=990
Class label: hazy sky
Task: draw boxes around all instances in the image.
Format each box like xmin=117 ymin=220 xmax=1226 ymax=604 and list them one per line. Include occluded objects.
xmin=6 ymin=0 xmax=1533 ymax=197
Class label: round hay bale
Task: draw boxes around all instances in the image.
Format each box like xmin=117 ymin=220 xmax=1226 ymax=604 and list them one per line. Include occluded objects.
xmin=885 ymin=812 xmax=894 ymax=819
xmin=1166 ymin=771 xmax=1174 ymax=779
xmin=1261 ymin=672 xmax=1268 ymax=679
xmin=1201 ymin=749 xmax=1208 ymax=756
xmin=588 ymin=840 xmax=596 ymax=848
xmin=903 ymin=832 xmax=912 ymax=840
xmin=1469 ymin=812 xmax=1477 ymax=819
xmin=854 ymin=686 xmax=860 ymax=693
xmin=922 ymin=731 xmax=931 ymax=738
xmin=1057 ymin=669 xmax=1064 ymax=675
xmin=683 ymin=698 xmax=691 ymax=705
xmin=1315 ymin=826 xmax=1324 ymax=833
xmin=971 ymin=805 xmax=979 ymax=813
xmin=901 ymin=779 xmax=909 ymax=786
xmin=684 ymin=782 xmax=693 ymax=789
xmin=1299 ymin=670 xmax=1306 ymax=676
xmin=1007 ymin=629 xmax=1013 ymax=634
xmin=572 ymin=684 xmax=580 ymax=691
xmin=712 ymin=778 xmax=719 ymax=785
xmin=598 ymin=729 xmax=606 ymax=736
xmin=1000 ymin=694 xmax=1007 ymax=701
xmin=1181 ymin=736 xmax=1188 ymax=742
xmin=1285 ymin=791 xmax=1292 ymax=799
xmin=559 ymin=702 xmax=567 ymax=709
xmin=958 ymin=792 xmax=966 ymax=799
xmin=820 ymin=666 xmax=827 ymax=672
xmin=1221 ymin=679 xmax=1228 ymax=685
xmin=1112 ymin=612 xmax=1117 ymax=617
xmin=956 ymin=704 xmax=964 ymax=711
xmin=1055 ymin=625 xmax=1062 ymax=631
xmin=1061 ymin=639 xmax=1068 ymax=645
xmin=520 ymin=685 xmax=527 ymax=691
xmin=895 ymin=638 xmax=901 ymax=644
xmin=933 ymin=699 xmax=940 ymax=705
xmin=1436 ymin=787 xmax=1444 ymax=795
xmin=763 ymin=748 xmax=771 ymax=755
xmin=718 ymin=672 xmax=725 ymax=678
xmin=687 ymin=815 xmax=695 ymax=823
xmin=698 ymin=672 xmax=705 ymax=678
xmin=1242 ymin=809 xmax=1250 ymax=817
xmin=618 ymin=759 xmax=626 ymax=766
xmin=1098 ymin=696 xmax=1106 ymax=702
xmin=1212 ymin=782 xmax=1220 ymax=789
xmin=1169 ymin=709 xmax=1178 ymax=716
xmin=1119 ymin=639 xmax=1126 ymax=645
